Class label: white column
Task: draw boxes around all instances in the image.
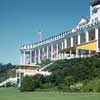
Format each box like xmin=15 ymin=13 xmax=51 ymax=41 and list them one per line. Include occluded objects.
xmin=30 ymin=50 xmax=32 ymax=64
xmin=86 ymin=31 xmax=89 ymax=42
xmin=56 ymin=43 xmax=58 ymax=58
xmin=38 ymin=49 xmax=41 ymax=63
xmin=23 ymin=51 xmax=26 ymax=64
xmin=95 ymin=28 xmax=99 ymax=52
xmin=34 ymin=50 xmax=37 ymax=64
xmin=51 ymin=44 xmax=53 ymax=60
xmin=70 ymin=50 xmax=72 ymax=57
xmin=62 ymin=41 xmax=64 ymax=58
xmin=42 ymin=48 xmax=44 ymax=60
xmin=58 ymin=44 xmax=61 ymax=59
xmin=64 ymin=39 xmax=67 ymax=48
xmin=64 ymin=39 xmax=67 ymax=57
xmin=78 ymin=34 xmax=80 ymax=45
xmin=76 ymin=49 xmax=79 ymax=58
xmin=20 ymin=52 xmax=23 ymax=64
xmin=18 ymin=73 xmax=21 ymax=87
xmin=42 ymin=48 xmax=44 ymax=52
xmin=71 ymin=37 xmax=73 ymax=47
xmin=47 ymin=46 xmax=49 ymax=59
xmin=89 ymin=50 xmax=91 ymax=55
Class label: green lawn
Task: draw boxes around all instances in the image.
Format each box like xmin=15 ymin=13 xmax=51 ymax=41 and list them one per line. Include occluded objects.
xmin=0 ymin=88 xmax=100 ymax=100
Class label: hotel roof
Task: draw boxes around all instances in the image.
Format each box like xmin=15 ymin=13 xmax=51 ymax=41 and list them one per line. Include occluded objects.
xmin=16 ymin=64 xmax=41 ymax=68
xmin=91 ymin=0 xmax=100 ymax=6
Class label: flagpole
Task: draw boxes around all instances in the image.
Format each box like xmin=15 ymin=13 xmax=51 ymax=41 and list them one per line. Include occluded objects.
xmin=40 ymin=31 xmax=42 ymax=41
xmin=38 ymin=31 xmax=42 ymax=42
xmin=37 ymin=31 xmax=42 ymax=64
xmin=38 ymin=24 xmax=43 ymax=42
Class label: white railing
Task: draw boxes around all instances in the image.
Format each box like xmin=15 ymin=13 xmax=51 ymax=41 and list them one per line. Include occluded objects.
xmin=39 ymin=62 xmax=54 ymax=71
xmin=51 ymin=54 xmax=93 ymax=61
xmin=0 ymin=77 xmax=17 ymax=87
xmin=22 ymin=63 xmax=53 ymax=77
xmin=21 ymin=19 xmax=100 ymax=50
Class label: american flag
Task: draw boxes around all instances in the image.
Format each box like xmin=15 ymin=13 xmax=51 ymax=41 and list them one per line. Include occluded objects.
xmin=53 ymin=49 xmax=57 ymax=58
xmin=34 ymin=54 xmax=38 ymax=61
xmin=42 ymin=51 xmax=46 ymax=60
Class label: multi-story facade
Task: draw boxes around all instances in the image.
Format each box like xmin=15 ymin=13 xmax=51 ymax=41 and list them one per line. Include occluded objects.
xmin=20 ymin=0 xmax=100 ymax=64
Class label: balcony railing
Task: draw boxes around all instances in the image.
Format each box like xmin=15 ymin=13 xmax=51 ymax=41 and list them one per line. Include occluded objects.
xmin=21 ymin=20 xmax=100 ymax=50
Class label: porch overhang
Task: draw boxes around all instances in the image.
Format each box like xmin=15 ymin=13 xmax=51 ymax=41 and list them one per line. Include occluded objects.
xmin=16 ymin=64 xmax=41 ymax=68
xmin=61 ymin=40 xmax=97 ymax=53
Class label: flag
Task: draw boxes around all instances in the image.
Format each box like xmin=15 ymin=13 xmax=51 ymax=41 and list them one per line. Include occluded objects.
xmin=42 ymin=51 xmax=46 ymax=60
xmin=53 ymin=49 xmax=57 ymax=58
xmin=34 ymin=53 xmax=38 ymax=61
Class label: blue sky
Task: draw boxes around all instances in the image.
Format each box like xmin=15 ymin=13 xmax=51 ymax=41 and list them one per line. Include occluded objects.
xmin=0 ymin=0 xmax=90 ymax=64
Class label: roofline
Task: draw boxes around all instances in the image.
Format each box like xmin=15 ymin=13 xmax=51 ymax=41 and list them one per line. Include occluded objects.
xmin=16 ymin=64 xmax=41 ymax=67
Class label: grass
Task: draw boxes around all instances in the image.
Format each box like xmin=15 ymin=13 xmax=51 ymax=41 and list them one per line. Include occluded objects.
xmin=0 ymin=88 xmax=100 ymax=100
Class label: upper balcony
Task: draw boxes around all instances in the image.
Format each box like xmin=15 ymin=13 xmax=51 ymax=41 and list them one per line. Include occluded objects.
xmin=20 ymin=19 xmax=100 ymax=51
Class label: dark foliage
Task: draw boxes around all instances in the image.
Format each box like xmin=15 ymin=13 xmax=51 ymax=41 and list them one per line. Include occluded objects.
xmin=20 ymin=75 xmax=35 ymax=92
xmin=0 ymin=63 xmax=16 ymax=82
xmin=20 ymin=55 xmax=100 ymax=92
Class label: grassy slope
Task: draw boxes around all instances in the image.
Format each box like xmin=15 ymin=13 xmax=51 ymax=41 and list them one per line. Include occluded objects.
xmin=0 ymin=88 xmax=100 ymax=100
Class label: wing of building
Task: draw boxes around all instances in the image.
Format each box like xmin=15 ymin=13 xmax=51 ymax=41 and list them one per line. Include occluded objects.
xmin=20 ymin=0 xmax=100 ymax=64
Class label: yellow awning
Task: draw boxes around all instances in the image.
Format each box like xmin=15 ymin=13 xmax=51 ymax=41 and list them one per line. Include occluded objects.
xmin=16 ymin=64 xmax=41 ymax=68
xmin=76 ymin=40 xmax=96 ymax=51
xmin=62 ymin=40 xmax=97 ymax=52
xmin=16 ymin=69 xmax=34 ymax=73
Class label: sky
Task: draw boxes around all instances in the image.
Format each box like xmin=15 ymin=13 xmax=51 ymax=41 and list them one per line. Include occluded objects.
xmin=0 ymin=0 xmax=90 ymax=64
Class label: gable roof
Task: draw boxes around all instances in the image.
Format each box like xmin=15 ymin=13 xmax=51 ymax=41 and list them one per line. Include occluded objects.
xmin=76 ymin=16 xmax=89 ymax=28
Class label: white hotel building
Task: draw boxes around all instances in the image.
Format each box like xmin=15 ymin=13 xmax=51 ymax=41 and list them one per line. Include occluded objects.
xmin=20 ymin=0 xmax=100 ymax=64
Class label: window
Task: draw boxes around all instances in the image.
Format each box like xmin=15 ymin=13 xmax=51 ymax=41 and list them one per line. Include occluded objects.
xmin=95 ymin=17 xmax=98 ymax=21
xmin=92 ymin=7 xmax=98 ymax=15
xmin=92 ymin=19 xmax=94 ymax=22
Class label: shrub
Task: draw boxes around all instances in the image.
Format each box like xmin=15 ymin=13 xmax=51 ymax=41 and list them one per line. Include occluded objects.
xmin=64 ymin=76 xmax=75 ymax=86
xmin=81 ymin=78 xmax=100 ymax=92
xmin=20 ymin=75 xmax=35 ymax=92
xmin=6 ymin=82 xmax=12 ymax=87
xmin=40 ymin=83 xmax=54 ymax=89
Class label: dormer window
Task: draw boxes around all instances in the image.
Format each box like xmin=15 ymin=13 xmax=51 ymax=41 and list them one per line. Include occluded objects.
xmin=92 ymin=7 xmax=98 ymax=15
xmin=95 ymin=17 xmax=98 ymax=21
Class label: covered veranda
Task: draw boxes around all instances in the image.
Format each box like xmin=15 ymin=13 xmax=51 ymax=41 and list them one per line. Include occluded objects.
xmin=61 ymin=40 xmax=97 ymax=59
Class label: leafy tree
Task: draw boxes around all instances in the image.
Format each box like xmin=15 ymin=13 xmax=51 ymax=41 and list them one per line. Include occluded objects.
xmin=20 ymin=75 xmax=35 ymax=92
xmin=19 ymin=55 xmax=100 ymax=92
xmin=81 ymin=78 xmax=100 ymax=92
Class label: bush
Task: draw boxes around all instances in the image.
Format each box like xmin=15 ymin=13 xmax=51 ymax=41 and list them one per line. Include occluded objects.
xmin=64 ymin=76 xmax=75 ymax=86
xmin=40 ymin=83 xmax=54 ymax=89
xmin=81 ymin=78 xmax=100 ymax=92
xmin=57 ymin=84 xmax=65 ymax=92
xmin=32 ymin=74 xmax=47 ymax=88
xmin=6 ymin=82 xmax=12 ymax=87
xmin=20 ymin=75 xmax=35 ymax=92
xmin=19 ymin=55 xmax=100 ymax=92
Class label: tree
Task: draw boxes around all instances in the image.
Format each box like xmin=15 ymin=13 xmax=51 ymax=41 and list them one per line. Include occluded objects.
xmin=20 ymin=75 xmax=35 ymax=92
